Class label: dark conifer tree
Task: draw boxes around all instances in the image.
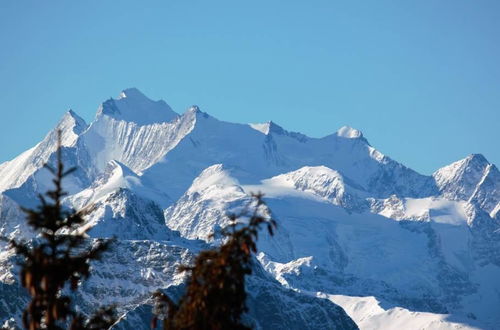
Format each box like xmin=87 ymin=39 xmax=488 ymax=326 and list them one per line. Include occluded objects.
xmin=153 ymin=194 xmax=276 ymax=330
xmin=3 ymin=131 xmax=116 ymax=330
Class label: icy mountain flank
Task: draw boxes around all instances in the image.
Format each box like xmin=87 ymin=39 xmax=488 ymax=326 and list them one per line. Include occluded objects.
xmin=1 ymin=88 xmax=499 ymax=329
xmin=434 ymin=154 xmax=500 ymax=218
xmin=0 ymin=110 xmax=87 ymax=193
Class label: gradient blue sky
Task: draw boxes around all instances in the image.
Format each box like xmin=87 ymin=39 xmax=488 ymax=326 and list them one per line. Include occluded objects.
xmin=0 ymin=0 xmax=498 ymax=174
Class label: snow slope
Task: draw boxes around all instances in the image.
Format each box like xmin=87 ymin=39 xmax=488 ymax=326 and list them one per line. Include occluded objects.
xmin=1 ymin=88 xmax=499 ymax=329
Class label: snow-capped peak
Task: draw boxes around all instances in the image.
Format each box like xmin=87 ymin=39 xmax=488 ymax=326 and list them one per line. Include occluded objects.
xmin=468 ymin=153 xmax=489 ymax=163
xmin=0 ymin=109 xmax=88 ymax=192
xmin=433 ymin=154 xmax=499 ymax=213
xmin=65 ymin=109 xmax=86 ymax=126
xmin=255 ymin=166 xmax=367 ymax=209
xmin=248 ymin=121 xmax=292 ymax=136
xmin=268 ymin=121 xmax=288 ymax=135
xmin=180 ymin=105 xmax=212 ymax=123
xmin=68 ymin=159 xmax=170 ymax=209
xmin=187 ymin=105 xmax=200 ymax=113
xmin=57 ymin=109 xmax=88 ymax=146
xmin=97 ymin=88 xmax=178 ymax=125
xmin=164 ymin=164 xmax=248 ymax=240
xmin=187 ymin=164 xmax=240 ymax=194
xmin=433 ymin=154 xmax=491 ymax=188
xmin=185 ymin=105 xmax=212 ymax=120
xmin=68 ymin=160 xmax=141 ymax=208
xmin=336 ymin=126 xmax=363 ymax=139
xmin=1 ymin=88 xmax=500 ymax=329
xmin=249 ymin=122 xmax=271 ymax=135
xmin=117 ymin=87 xmax=144 ymax=100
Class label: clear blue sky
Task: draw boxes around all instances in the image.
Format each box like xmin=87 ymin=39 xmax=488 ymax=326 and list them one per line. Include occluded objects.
xmin=0 ymin=0 xmax=498 ymax=174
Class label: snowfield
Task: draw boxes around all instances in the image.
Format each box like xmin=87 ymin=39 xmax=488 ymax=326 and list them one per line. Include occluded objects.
xmin=1 ymin=88 xmax=499 ymax=329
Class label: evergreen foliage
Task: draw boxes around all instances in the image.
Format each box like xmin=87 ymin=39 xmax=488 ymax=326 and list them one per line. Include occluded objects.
xmin=3 ymin=131 xmax=116 ymax=330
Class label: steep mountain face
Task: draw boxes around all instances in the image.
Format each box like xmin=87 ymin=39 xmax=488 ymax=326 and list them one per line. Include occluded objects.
xmin=164 ymin=164 xmax=251 ymax=241
xmin=262 ymin=166 xmax=369 ymax=211
xmin=0 ymin=110 xmax=87 ymax=193
xmin=0 ymin=88 xmax=499 ymax=329
xmin=434 ymin=154 xmax=500 ymax=217
xmin=80 ymin=88 xmax=195 ymax=175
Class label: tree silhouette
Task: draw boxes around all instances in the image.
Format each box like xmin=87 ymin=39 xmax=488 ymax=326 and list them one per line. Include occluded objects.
xmin=153 ymin=194 xmax=276 ymax=330
xmin=3 ymin=131 xmax=116 ymax=330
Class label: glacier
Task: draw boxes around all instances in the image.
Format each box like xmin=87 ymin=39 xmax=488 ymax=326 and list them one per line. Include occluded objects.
xmin=0 ymin=88 xmax=499 ymax=329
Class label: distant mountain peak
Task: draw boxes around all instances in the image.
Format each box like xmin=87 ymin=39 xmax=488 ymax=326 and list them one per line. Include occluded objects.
xmin=66 ymin=108 xmax=79 ymax=118
xmin=249 ymin=121 xmax=309 ymax=145
xmin=59 ymin=108 xmax=87 ymax=128
xmin=465 ymin=153 xmax=489 ymax=165
xmin=1 ymin=87 xmax=500 ymax=329
xmin=336 ymin=126 xmax=363 ymax=139
xmin=97 ymin=88 xmax=178 ymax=125
xmin=435 ymin=154 xmax=491 ymax=179
xmin=188 ymin=105 xmax=201 ymax=113
xmin=184 ymin=105 xmax=212 ymax=121
xmin=268 ymin=121 xmax=287 ymax=135
xmin=249 ymin=122 xmax=271 ymax=134
xmin=265 ymin=165 xmax=368 ymax=209
xmin=117 ymin=87 xmax=146 ymax=100
xmin=54 ymin=109 xmax=88 ymax=147
xmin=249 ymin=121 xmax=288 ymax=135
xmin=433 ymin=153 xmax=498 ymax=209
xmin=187 ymin=164 xmax=240 ymax=194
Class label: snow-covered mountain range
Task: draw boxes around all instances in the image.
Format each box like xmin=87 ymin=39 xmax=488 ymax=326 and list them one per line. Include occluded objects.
xmin=1 ymin=88 xmax=499 ymax=329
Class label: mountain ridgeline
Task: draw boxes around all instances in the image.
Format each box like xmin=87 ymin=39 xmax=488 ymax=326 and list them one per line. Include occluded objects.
xmin=0 ymin=88 xmax=498 ymax=329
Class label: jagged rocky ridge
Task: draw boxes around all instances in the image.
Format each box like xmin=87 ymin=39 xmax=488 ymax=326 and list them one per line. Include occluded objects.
xmin=0 ymin=88 xmax=499 ymax=329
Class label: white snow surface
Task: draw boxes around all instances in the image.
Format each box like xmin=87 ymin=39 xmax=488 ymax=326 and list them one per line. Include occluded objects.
xmin=249 ymin=122 xmax=271 ymax=135
xmin=0 ymin=110 xmax=87 ymax=193
xmin=324 ymin=294 xmax=482 ymax=330
xmin=98 ymin=87 xmax=178 ymax=125
xmin=336 ymin=126 xmax=363 ymax=139
xmin=1 ymin=88 xmax=499 ymax=329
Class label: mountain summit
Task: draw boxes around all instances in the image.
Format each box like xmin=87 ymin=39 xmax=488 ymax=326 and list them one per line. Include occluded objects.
xmin=97 ymin=88 xmax=178 ymax=125
xmin=335 ymin=126 xmax=363 ymax=139
xmin=0 ymin=88 xmax=498 ymax=329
